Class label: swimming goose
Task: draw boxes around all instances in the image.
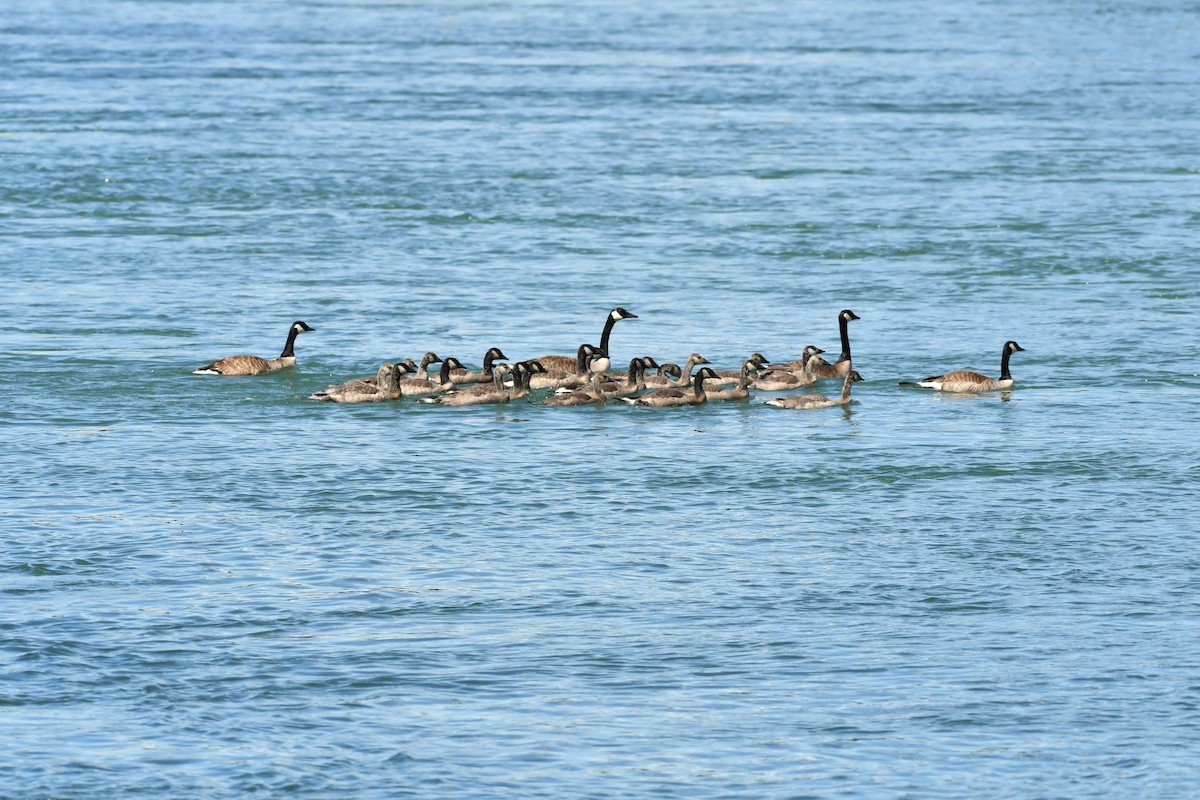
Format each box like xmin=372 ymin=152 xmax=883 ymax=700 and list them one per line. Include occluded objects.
xmin=706 ymin=359 xmax=760 ymax=402
xmin=448 ymin=347 xmax=508 ymax=384
xmin=358 ymin=356 xmax=418 ymax=385
xmin=426 ymin=364 xmax=516 ymax=406
xmin=900 ymin=341 xmax=1025 ymax=393
xmin=528 ymin=344 xmax=601 ymax=390
xmin=398 ymin=357 xmax=466 ymax=396
xmin=766 ymin=370 xmax=863 ymax=409
xmin=642 ymin=353 xmax=711 ymax=388
xmin=626 ymin=367 xmax=720 ymax=407
xmin=807 ymin=310 xmax=860 ymax=380
xmin=557 ymin=356 xmax=659 ymax=400
xmin=193 ymin=320 xmax=315 ymax=375
xmin=710 ymin=353 xmax=769 ymax=386
xmin=753 ymin=346 xmax=825 ymax=391
xmin=309 ymin=363 xmax=404 ymax=403
xmin=542 ymin=370 xmax=609 ymax=406
xmin=536 ymin=307 xmax=638 ymax=373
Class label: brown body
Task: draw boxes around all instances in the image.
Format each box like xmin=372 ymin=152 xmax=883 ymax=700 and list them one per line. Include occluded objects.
xmin=194 ymin=321 xmax=315 ymax=375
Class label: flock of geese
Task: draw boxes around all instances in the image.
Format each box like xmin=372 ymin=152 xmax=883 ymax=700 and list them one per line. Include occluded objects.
xmin=193 ymin=309 xmax=1025 ymax=409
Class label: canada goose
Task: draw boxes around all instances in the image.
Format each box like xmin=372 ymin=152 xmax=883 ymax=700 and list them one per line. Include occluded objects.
xmin=407 ymin=352 xmax=443 ymax=381
xmin=900 ymin=341 xmax=1025 ymax=393
xmin=807 ymin=310 xmax=860 ymax=380
xmin=655 ymin=363 xmax=683 ymax=381
xmin=398 ymin=357 xmax=466 ymax=396
xmin=537 ymin=308 xmax=638 ymax=373
xmin=642 ymin=353 xmax=711 ymax=388
xmin=358 ymin=356 xmax=418 ymax=385
xmin=766 ymin=370 xmax=863 ymax=409
xmin=193 ymin=320 xmax=315 ymax=375
xmin=448 ymin=347 xmax=508 ymax=384
xmin=557 ymin=356 xmax=659 ymax=400
xmin=542 ymin=370 xmax=609 ymax=406
xmin=754 ymin=346 xmax=825 ymax=391
xmin=528 ymin=344 xmax=601 ymax=390
xmin=426 ymin=364 xmax=518 ymax=406
xmin=309 ymin=363 xmax=404 ymax=403
xmin=710 ymin=353 xmax=769 ymax=386
xmin=770 ymin=345 xmax=826 ymax=382
xmin=626 ymin=367 xmax=720 ymax=407
xmin=706 ymin=359 xmax=760 ymax=402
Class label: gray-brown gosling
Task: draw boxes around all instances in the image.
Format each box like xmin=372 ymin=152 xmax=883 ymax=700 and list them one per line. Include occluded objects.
xmin=542 ymin=370 xmax=609 ymax=406
xmin=625 ymin=367 xmax=720 ymax=407
xmin=425 ymin=364 xmax=514 ymax=405
xmin=766 ymin=370 xmax=863 ymax=409
xmin=642 ymin=353 xmax=711 ymax=388
xmin=529 ymin=343 xmax=602 ymax=390
xmin=398 ymin=357 xmax=466 ymax=396
xmin=710 ymin=353 xmax=769 ymax=386
xmin=448 ymin=347 xmax=508 ymax=384
xmin=310 ymin=363 xmax=405 ymax=403
xmin=754 ymin=346 xmax=826 ymax=390
xmin=706 ymin=359 xmax=760 ymax=402
xmin=193 ymin=320 xmax=315 ymax=375
xmin=899 ymin=341 xmax=1025 ymax=393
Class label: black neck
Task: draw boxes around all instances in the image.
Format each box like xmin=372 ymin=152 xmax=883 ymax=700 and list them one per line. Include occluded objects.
xmin=280 ymin=325 xmax=300 ymax=358
xmin=598 ymin=314 xmax=618 ymax=354
xmin=999 ymin=346 xmax=1014 ymax=380
xmin=693 ymin=371 xmax=708 ymax=397
xmin=482 ymin=350 xmax=498 ymax=375
xmin=576 ymin=345 xmax=593 ymax=373
xmin=438 ymin=360 xmax=454 ymax=383
xmin=837 ymin=315 xmax=852 ymax=363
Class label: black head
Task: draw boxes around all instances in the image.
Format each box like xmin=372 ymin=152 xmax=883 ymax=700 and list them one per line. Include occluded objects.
xmin=444 ymin=357 xmax=465 ymax=370
xmin=521 ymin=360 xmax=548 ymax=374
xmin=487 ymin=347 xmax=508 ymax=360
xmin=840 ymin=310 xmax=860 ymax=322
xmin=611 ymin=308 xmax=638 ymax=320
xmin=293 ymin=321 xmax=315 ymax=333
xmin=1005 ymin=341 xmax=1025 ymax=353
xmin=696 ymin=367 xmax=719 ymax=380
xmin=639 ymin=356 xmax=661 ymax=370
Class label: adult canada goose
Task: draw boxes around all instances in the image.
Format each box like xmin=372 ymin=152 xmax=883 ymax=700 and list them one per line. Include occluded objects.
xmin=448 ymin=347 xmax=508 ymax=384
xmin=766 ymin=370 xmax=863 ymax=409
xmin=537 ymin=308 xmax=638 ymax=373
xmin=706 ymin=359 xmax=760 ymax=402
xmin=900 ymin=341 xmax=1025 ymax=393
xmin=642 ymin=353 xmax=711 ymax=388
xmin=754 ymin=346 xmax=825 ymax=391
xmin=193 ymin=320 xmax=315 ymax=375
xmin=398 ymin=357 xmax=466 ymax=396
xmin=807 ymin=310 xmax=860 ymax=380
xmin=626 ymin=367 xmax=720 ymax=407
xmin=426 ymin=364 xmax=516 ymax=406
xmin=710 ymin=353 xmax=769 ymax=386
xmin=528 ymin=344 xmax=601 ymax=390
xmin=309 ymin=363 xmax=405 ymax=403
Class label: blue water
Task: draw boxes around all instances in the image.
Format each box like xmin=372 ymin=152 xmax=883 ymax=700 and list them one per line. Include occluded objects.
xmin=3 ymin=1 xmax=1200 ymax=797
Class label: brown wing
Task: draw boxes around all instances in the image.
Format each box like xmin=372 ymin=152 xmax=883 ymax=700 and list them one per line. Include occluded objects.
xmin=199 ymin=355 xmax=272 ymax=375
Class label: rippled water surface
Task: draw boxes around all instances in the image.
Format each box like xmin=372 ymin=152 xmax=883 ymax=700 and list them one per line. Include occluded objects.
xmin=3 ymin=1 xmax=1200 ymax=797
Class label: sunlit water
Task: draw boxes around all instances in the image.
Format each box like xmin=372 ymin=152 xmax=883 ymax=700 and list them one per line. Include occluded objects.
xmin=3 ymin=1 xmax=1199 ymax=797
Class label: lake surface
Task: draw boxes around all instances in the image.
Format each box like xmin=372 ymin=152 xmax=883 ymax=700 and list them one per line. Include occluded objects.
xmin=3 ymin=0 xmax=1199 ymax=797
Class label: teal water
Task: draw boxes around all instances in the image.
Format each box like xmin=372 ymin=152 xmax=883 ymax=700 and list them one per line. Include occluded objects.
xmin=3 ymin=1 xmax=1200 ymax=797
